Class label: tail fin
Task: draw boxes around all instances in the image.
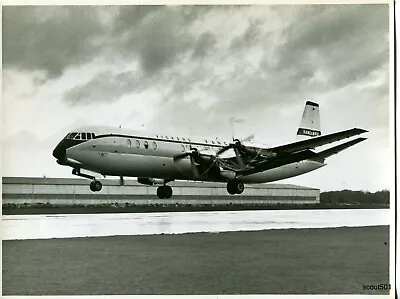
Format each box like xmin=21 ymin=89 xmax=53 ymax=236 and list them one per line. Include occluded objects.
xmin=296 ymin=101 xmax=321 ymax=139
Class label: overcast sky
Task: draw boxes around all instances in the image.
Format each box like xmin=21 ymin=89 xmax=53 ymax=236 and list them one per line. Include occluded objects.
xmin=2 ymin=4 xmax=392 ymax=191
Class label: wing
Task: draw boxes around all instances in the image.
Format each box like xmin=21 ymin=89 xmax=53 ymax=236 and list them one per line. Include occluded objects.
xmin=221 ymin=128 xmax=368 ymax=177
xmin=269 ymin=128 xmax=368 ymax=154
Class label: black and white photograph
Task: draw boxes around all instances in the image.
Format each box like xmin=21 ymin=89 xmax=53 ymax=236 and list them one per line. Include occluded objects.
xmin=2 ymin=2 xmax=394 ymax=297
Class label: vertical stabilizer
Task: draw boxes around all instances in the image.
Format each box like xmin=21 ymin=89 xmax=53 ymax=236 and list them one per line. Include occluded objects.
xmin=297 ymin=101 xmax=321 ymax=140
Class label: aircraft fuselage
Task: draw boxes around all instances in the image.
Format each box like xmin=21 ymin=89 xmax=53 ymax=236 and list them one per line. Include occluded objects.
xmin=59 ymin=132 xmax=325 ymax=184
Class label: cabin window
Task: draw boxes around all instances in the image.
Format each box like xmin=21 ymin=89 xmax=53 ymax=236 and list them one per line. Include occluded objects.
xmin=144 ymin=141 xmax=149 ymax=149
xmin=182 ymin=138 xmax=186 ymax=141
xmin=152 ymin=141 xmax=157 ymax=150
xmin=211 ymin=140 xmax=215 ymax=144
xmin=87 ymin=133 xmax=91 ymax=140
xmin=127 ymin=139 xmax=132 ymax=147
xmin=91 ymin=133 xmax=96 ymax=139
xmin=82 ymin=133 xmax=87 ymax=139
xmin=217 ymin=140 xmax=221 ymax=145
xmin=135 ymin=140 xmax=140 ymax=148
xmin=176 ymin=137 xmax=180 ymax=141
xmin=74 ymin=133 xmax=81 ymax=140
xmin=171 ymin=137 xmax=174 ymax=140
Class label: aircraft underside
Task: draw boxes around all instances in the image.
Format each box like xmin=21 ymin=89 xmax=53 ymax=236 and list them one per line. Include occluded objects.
xmin=68 ymin=153 xmax=325 ymax=199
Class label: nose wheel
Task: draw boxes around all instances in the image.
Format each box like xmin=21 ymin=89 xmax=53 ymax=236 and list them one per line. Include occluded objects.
xmin=157 ymin=185 xmax=173 ymax=199
xmin=227 ymin=180 xmax=244 ymax=195
xmin=90 ymin=180 xmax=102 ymax=192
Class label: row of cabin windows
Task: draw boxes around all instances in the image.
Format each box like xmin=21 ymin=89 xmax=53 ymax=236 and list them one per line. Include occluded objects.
xmin=127 ymin=139 xmax=157 ymax=150
xmin=156 ymin=135 xmax=191 ymax=142
xmin=66 ymin=132 xmax=227 ymax=147
xmin=66 ymin=132 xmax=96 ymax=140
xmin=126 ymin=139 xmax=205 ymax=152
xmin=155 ymin=135 xmax=227 ymax=145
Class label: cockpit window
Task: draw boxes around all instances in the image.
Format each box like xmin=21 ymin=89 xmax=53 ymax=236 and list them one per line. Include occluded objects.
xmin=66 ymin=132 xmax=95 ymax=140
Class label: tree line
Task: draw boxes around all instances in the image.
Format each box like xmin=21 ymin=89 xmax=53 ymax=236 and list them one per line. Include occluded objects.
xmin=320 ymin=190 xmax=389 ymax=205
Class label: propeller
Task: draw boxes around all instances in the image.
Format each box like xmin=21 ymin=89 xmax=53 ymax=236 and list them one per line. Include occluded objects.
xmin=216 ymin=134 xmax=254 ymax=170
xmin=216 ymin=134 xmax=254 ymax=156
xmin=173 ymin=148 xmax=199 ymax=162
xmin=173 ymin=148 xmax=200 ymax=177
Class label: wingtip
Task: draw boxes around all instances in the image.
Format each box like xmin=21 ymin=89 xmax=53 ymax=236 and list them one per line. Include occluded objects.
xmin=354 ymin=128 xmax=369 ymax=134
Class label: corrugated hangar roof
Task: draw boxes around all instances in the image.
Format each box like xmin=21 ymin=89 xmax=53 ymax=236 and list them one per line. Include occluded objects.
xmin=2 ymin=177 xmax=319 ymax=191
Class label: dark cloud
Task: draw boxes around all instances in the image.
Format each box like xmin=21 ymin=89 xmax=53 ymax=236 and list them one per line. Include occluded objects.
xmin=117 ymin=7 xmax=195 ymax=76
xmin=192 ymin=32 xmax=217 ymax=59
xmin=229 ymin=20 xmax=262 ymax=51
xmin=111 ymin=6 xmax=163 ymax=33
xmin=269 ymin=4 xmax=389 ymax=90
xmin=63 ymin=70 xmax=143 ymax=105
xmin=3 ymin=6 xmax=107 ymax=78
xmin=2 ymin=6 xmax=204 ymax=78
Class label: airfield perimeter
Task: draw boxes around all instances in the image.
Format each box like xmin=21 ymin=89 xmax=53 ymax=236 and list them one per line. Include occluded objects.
xmin=3 ymin=225 xmax=389 ymax=295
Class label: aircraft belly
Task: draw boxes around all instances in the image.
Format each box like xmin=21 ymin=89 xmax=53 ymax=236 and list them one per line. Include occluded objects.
xmin=67 ymin=149 xmax=195 ymax=179
xmin=66 ymin=146 xmax=325 ymax=184
xmin=240 ymin=160 xmax=325 ymax=183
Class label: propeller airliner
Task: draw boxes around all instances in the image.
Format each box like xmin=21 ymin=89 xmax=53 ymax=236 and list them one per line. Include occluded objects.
xmin=53 ymin=101 xmax=368 ymax=199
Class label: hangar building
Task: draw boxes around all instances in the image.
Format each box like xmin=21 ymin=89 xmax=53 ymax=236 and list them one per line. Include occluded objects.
xmin=2 ymin=177 xmax=320 ymax=206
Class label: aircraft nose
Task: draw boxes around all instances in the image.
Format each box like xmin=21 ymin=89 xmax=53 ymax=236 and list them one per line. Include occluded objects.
xmin=52 ymin=141 xmax=66 ymax=161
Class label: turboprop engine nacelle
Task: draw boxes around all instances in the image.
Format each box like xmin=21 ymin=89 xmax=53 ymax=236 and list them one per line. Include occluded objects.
xmin=219 ymin=169 xmax=236 ymax=180
xmin=137 ymin=177 xmax=166 ymax=186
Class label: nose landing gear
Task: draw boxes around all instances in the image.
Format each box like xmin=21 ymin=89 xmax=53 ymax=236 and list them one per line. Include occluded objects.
xmin=72 ymin=168 xmax=103 ymax=192
xmin=90 ymin=180 xmax=103 ymax=192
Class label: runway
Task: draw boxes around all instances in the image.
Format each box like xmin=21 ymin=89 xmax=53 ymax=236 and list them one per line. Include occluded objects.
xmin=2 ymin=209 xmax=390 ymax=240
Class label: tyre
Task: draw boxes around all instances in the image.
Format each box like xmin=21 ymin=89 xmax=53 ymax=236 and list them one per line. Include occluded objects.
xmin=90 ymin=181 xmax=96 ymax=192
xmin=227 ymin=181 xmax=237 ymax=195
xmin=157 ymin=186 xmax=165 ymax=199
xmin=94 ymin=180 xmax=102 ymax=192
xmin=164 ymin=186 xmax=173 ymax=199
xmin=227 ymin=180 xmax=244 ymax=195
xmin=236 ymin=181 xmax=244 ymax=194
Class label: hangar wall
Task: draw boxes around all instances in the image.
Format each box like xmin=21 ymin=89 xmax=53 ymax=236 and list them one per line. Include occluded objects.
xmin=2 ymin=177 xmax=320 ymax=205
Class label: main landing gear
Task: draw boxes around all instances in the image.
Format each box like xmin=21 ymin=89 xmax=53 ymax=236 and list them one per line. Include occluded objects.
xmin=227 ymin=180 xmax=244 ymax=195
xmin=157 ymin=185 xmax=173 ymax=199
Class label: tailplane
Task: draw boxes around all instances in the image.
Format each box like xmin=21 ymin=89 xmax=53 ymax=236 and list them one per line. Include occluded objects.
xmin=296 ymin=101 xmax=321 ymax=140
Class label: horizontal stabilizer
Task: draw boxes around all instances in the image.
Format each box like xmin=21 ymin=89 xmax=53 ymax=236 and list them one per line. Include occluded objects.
xmin=271 ymin=128 xmax=368 ymax=154
xmin=316 ymin=137 xmax=367 ymax=159
xmin=238 ymin=149 xmax=319 ymax=176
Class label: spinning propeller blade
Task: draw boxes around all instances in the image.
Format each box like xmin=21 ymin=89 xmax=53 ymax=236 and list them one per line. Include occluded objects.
xmin=216 ymin=134 xmax=254 ymax=156
xmin=173 ymin=152 xmax=191 ymax=162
